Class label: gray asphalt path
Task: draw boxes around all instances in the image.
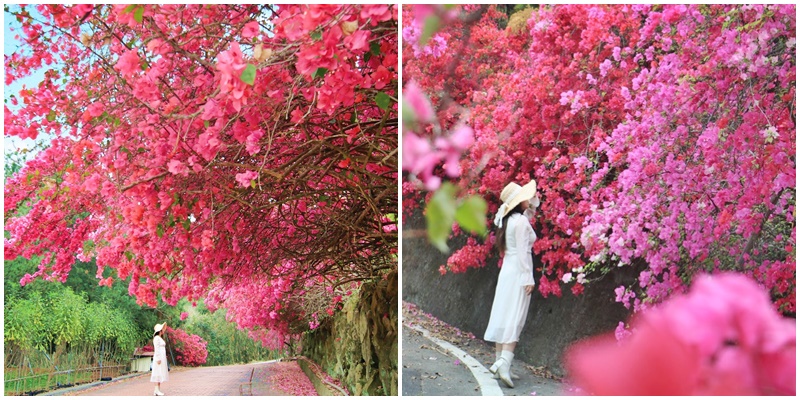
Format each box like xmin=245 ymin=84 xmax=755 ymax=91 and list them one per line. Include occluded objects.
xmin=41 ymin=361 xmax=291 ymax=396
xmin=403 ymin=324 xmax=563 ymax=396
xmin=403 ymin=326 xmax=482 ymax=396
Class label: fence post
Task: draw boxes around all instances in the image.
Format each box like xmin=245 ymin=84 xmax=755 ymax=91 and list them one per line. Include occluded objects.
xmin=99 ymin=342 xmax=104 ymax=381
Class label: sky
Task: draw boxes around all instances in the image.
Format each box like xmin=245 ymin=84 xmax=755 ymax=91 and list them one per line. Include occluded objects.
xmin=3 ymin=5 xmax=51 ymax=166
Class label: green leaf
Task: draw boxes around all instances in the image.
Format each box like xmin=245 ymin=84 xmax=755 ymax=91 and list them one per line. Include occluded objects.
xmin=156 ymin=224 xmax=164 ymax=238
xmin=312 ymin=67 xmax=328 ymax=79
xmin=455 ymin=195 xmax=488 ymax=236
xmin=425 ymin=183 xmax=457 ymax=252
xmin=181 ymin=218 xmax=191 ymax=231
xmin=46 ymin=111 xmax=56 ymax=122
xmin=402 ymin=99 xmax=416 ymax=127
xmin=419 ymin=15 xmax=441 ymax=47
xmin=240 ymin=63 xmax=257 ymax=86
xmin=375 ymin=91 xmax=391 ymax=110
xmin=122 ymin=4 xmax=137 ymax=14
xmin=370 ymin=41 xmax=382 ymax=55
xmin=310 ymin=30 xmax=322 ymax=41
xmin=133 ymin=6 xmax=144 ymax=23
xmin=384 ymin=213 xmax=397 ymax=223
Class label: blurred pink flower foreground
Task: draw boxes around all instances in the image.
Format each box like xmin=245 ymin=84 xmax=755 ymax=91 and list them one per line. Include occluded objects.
xmin=565 ymin=273 xmax=795 ymax=396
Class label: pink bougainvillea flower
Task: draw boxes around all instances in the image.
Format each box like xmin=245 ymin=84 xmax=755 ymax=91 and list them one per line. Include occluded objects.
xmin=565 ymin=273 xmax=796 ymax=395
xmin=5 ymin=4 xmax=397 ymax=353
xmin=435 ymin=124 xmax=474 ymax=177
xmin=115 ymin=49 xmax=141 ymax=78
xmin=235 ymin=170 xmax=258 ymax=188
xmin=180 ymin=312 xmax=188 ymax=321
xmin=371 ymin=65 xmax=392 ymax=90
xmin=360 ymin=4 xmax=392 ymax=24
xmin=242 ymin=20 xmax=260 ymax=39
xmin=402 ymin=132 xmax=441 ymax=190
xmin=266 ymin=361 xmax=318 ymax=396
xmin=82 ymin=173 xmax=102 ymax=193
xmin=164 ymin=326 xmax=207 ymax=366
xmin=403 ymin=80 xmax=435 ymax=123
xmin=344 ymin=30 xmax=371 ymax=52
xmin=215 ymin=42 xmax=250 ymax=111
xmin=85 ymin=102 xmax=104 ymax=118
xmin=167 ymin=159 xmax=189 ymax=176
xmin=245 ymin=129 xmax=264 ymax=155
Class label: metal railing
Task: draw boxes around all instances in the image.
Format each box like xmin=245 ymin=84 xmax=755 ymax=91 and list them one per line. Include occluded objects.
xmin=4 ymin=363 xmax=129 ymax=396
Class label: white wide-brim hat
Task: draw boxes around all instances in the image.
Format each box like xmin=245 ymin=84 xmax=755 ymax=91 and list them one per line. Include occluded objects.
xmin=154 ymin=322 xmax=166 ymax=334
xmin=493 ymin=180 xmax=537 ymax=228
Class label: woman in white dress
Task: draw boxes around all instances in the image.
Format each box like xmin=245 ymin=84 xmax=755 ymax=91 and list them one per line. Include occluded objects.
xmin=151 ymin=322 xmax=169 ymax=396
xmin=484 ymin=180 xmax=539 ymax=388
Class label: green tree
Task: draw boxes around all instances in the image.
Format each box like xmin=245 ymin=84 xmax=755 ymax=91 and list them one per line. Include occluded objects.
xmin=181 ymin=304 xmax=278 ymax=366
xmin=4 ymin=292 xmax=46 ymax=350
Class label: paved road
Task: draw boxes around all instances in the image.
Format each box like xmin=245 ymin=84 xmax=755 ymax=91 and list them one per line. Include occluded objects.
xmin=63 ymin=362 xmax=289 ymax=396
xmin=403 ymin=323 xmax=564 ymax=396
xmin=403 ymin=326 xmax=482 ymax=396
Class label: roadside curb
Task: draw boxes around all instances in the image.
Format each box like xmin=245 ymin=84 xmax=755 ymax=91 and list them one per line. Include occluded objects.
xmin=405 ymin=322 xmax=504 ymax=396
xmin=294 ymin=356 xmax=349 ymax=396
xmin=37 ymin=372 xmax=149 ymax=396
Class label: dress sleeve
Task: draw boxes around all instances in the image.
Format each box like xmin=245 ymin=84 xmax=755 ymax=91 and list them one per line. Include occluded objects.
xmin=153 ymin=337 xmax=164 ymax=361
xmin=523 ymin=195 xmax=540 ymax=220
xmin=515 ymin=217 xmax=536 ymax=287
xmin=523 ymin=208 xmax=535 ymax=220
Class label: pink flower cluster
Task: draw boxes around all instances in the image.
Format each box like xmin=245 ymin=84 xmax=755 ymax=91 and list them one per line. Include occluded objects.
xmin=402 ymin=80 xmax=475 ymax=190
xmin=164 ymin=326 xmax=208 ymax=367
xmin=441 ymin=238 xmax=491 ymax=274
xmin=401 ymin=5 xmax=455 ymax=58
xmin=215 ymin=42 xmax=250 ymax=112
xmin=566 ymin=273 xmax=795 ymax=395
xmin=403 ymin=4 xmax=795 ymax=314
xmin=4 ymin=4 xmax=398 ymax=348
xmin=235 ymin=170 xmax=258 ymax=188
xmin=402 ymin=24 xmax=447 ymax=58
xmin=267 ymin=361 xmax=318 ymax=396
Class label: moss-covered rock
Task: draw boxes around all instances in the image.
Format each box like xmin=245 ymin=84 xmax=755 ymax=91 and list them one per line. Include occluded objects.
xmin=301 ymin=271 xmax=397 ymax=396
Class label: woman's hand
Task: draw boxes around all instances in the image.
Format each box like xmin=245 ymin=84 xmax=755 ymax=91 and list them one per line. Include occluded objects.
xmin=525 ymin=284 xmax=535 ymax=295
xmin=157 ymin=360 xmax=162 ymax=365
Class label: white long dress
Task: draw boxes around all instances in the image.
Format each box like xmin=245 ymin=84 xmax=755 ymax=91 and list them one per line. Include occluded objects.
xmin=150 ymin=335 xmax=169 ymax=383
xmin=484 ymin=211 xmax=537 ymax=344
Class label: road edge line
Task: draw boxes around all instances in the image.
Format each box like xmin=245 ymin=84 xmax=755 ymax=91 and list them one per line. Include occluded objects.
xmin=405 ymin=323 xmax=504 ymax=396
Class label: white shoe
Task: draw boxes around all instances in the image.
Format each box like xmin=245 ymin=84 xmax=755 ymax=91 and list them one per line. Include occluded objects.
xmin=492 ymin=351 xmax=520 ymax=380
xmin=154 ymin=389 xmax=165 ymax=396
xmin=497 ymin=351 xmax=515 ymax=388
xmin=488 ymin=358 xmax=503 ymax=375
xmin=498 ymin=360 xmax=514 ymax=388
xmin=492 ymin=371 xmax=520 ymax=380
